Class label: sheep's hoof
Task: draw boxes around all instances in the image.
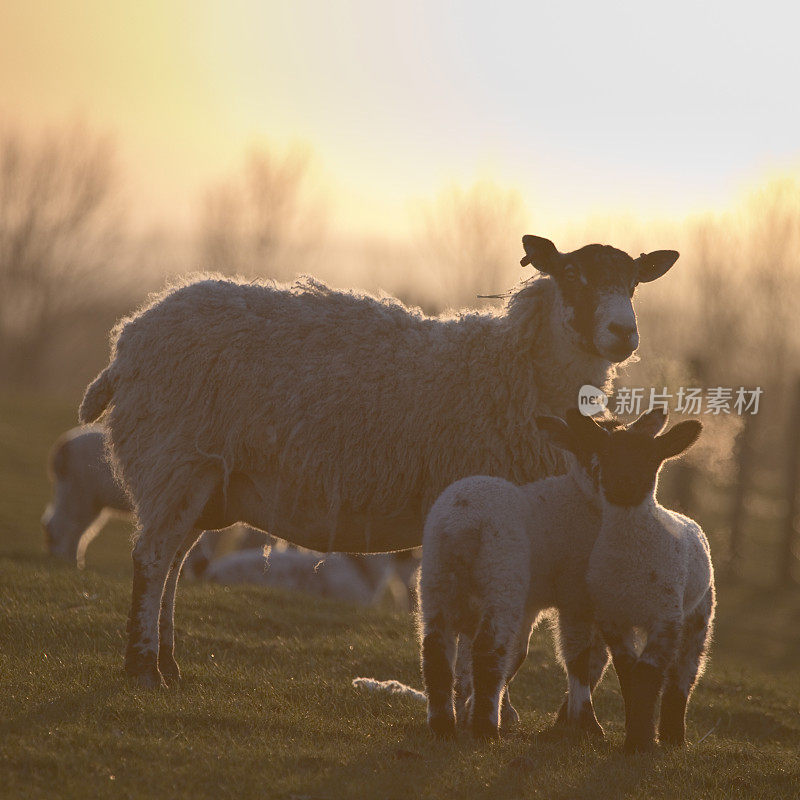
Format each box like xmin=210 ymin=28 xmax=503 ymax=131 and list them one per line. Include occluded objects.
xmin=158 ymin=657 xmax=182 ymax=687
xmin=658 ymin=732 xmax=685 ymax=748
xmin=125 ymin=656 xmax=165 ymax=689
xmin=428 ymin=713 xmax=456 ymax=739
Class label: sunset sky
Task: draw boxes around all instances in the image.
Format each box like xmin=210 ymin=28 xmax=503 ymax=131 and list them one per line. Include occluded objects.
xmin=2 ymin=0 xmax=799 ymax=236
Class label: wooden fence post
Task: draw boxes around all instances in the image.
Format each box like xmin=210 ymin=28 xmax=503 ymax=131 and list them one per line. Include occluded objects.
xmin=727 ymin=413 xmax=757 ymax=578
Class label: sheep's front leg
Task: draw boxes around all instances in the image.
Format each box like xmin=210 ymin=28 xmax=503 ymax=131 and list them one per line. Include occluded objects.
xmin=660 ymin=588 xmax=715 ymax=746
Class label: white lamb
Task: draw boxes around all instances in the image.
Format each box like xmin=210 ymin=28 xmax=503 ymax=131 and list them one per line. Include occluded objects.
xmin=78 ymin=235 xmax=679 ymax=687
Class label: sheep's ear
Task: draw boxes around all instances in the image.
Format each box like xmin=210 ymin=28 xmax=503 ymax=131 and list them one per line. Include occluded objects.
xmin=521 ymin=235 xmax=562 ymax=274
xmin=535 ymin=415 xmax=577 ymax=453
xmin=655 ymin=420 xmax=702 ymax=460
xmin=564 ymin=408 xmax=609 ymax=451
xmin=635 ymin=250 xmax=679 ymax=283
xmin=627 ymin=407 xmax=668 ymax=437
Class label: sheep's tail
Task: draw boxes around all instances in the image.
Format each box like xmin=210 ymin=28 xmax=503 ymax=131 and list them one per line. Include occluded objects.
xmin=79 ymin=366 xmax=117 ymax=423
xmin=351 ymin=677 xmax=426 ymax=702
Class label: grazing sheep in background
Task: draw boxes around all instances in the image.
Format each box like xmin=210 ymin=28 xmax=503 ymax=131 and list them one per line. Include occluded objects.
xmin=42 ymin=425 xmax=131 ymax=568
xmin=79 ymin=234 xmax=679 ymax=687
xmin=41 ymin=426 xmax=213 ymax=577
xmin=571 ymin=409 xmax=715 ymax=753
xmin=204 ymin=545 xmax=414 ymax=608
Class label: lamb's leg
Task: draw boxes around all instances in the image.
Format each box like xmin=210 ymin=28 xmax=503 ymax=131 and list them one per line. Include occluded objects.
xmin=659 ymin=588 xmax=715 ymax=747
xmin=421 ymin=618 xmax=457 ymax=738
xmin=501 ymin=621 xmax=533 ymax=728
xmin=470 ymin=616 xmax=515 ymax=739
xmin=157 ymin=529 xmax=203 ymax=685
xmin=618 ymin=620 xmax=680 ymax=753
xmin=552 ymin=619 xmax=609 ymax=737
xmin=453 ymin=636 xmax=472 ymax=728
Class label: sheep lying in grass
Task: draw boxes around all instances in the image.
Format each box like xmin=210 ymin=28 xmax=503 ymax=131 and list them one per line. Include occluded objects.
xmin=41 ymin=426 xmax=210 ymax=577
xmin=568 ymin=410 xmax=715 ymax=753
xmin=78 ymin=234 xmax=679 ymax=687
xmin=205 ymin=545 xmax=417 ymax=608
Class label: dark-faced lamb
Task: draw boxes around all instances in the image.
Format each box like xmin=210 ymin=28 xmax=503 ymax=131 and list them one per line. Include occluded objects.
xmin=568 ymin=409 xmax=715 ymax=753
xmin=78 ymin=235 xmax=679 ymax=687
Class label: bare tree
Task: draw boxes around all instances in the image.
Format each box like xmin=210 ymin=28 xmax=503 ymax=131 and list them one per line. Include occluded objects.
xmin=416 ymin=180 xmax=529 ymax=310
xmin=197 ymin=143 xmax=326 ymax=280
xmin=0 ymin=124 xmax=125 ymax=387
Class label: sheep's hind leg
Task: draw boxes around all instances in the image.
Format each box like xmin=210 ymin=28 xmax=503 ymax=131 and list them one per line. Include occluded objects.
xmin=453 ymin=636 xmax=472 ymax=728
xmin=421 ymin=618 xmax=457 ymax=738
xmin=157 ymin=529 xmax=203 ymax=685
xmin=125 ymin=474 xmax=218 ymax=689
xmin=659 ymin=588 xmax=715 ymax=747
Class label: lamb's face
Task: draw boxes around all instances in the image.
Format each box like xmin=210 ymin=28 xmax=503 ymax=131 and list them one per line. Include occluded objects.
xmin=561 ymin=409 xmax=703 ymax=508
xmin=520 ymin=236 xmax=679 ymax=363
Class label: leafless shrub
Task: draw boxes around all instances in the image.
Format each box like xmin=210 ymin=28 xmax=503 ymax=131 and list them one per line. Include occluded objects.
xmin=197 ymin=143 xmax=327 ymax=280
xmin=0 ymin=124 xmax=127 ymax=387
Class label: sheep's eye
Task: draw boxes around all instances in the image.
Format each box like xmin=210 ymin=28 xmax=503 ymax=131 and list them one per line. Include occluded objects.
xmin=564 ymin=265 xmax=578 ymax=282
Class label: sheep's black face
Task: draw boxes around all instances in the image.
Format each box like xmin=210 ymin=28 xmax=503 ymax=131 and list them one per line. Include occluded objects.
xmin=520 ymin=236 xmax=679 ymax=363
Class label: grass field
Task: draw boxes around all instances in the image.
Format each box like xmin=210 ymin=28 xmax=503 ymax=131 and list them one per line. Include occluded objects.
xmin=1 ymin=392 xmax=800 ymax=799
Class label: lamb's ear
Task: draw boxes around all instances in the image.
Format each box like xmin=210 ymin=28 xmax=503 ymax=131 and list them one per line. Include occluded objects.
xmin=627 ymin=407 xmax=668 ymax=437
xmin=655 ymin=420 xmax=702 ymax=460
xmin=635 ymin=250 xmax=679 ymax=283
xmin=535 ymin=415 xmax=577 ymax=454
xmin=564 ymin=408 xmax=609 ymax=451
xmin=521 ymin=235 xmax=562 ymax=274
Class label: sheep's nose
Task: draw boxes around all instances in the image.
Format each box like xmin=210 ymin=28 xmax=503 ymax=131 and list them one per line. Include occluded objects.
xmin=608 ymin=321 xmax=637 ymax=341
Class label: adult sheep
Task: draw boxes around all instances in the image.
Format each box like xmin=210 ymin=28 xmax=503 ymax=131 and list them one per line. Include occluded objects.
xmin=79 ymin=234 xmax=678 ymax=687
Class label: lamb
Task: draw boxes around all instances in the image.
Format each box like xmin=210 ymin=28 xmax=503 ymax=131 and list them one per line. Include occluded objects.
xmin=569 ymin=409 xmax=716 ymax=753
xmin=41 ymin=426 xmax=213 ymax=577
xmin=78 ymin=234 xmax=679 ymax=687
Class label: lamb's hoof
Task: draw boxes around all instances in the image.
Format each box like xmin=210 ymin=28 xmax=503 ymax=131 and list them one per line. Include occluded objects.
xmin=158 ymin=658 xmax=182 ymax=687
xmin=658 ymin=732 xmax=685 ymax=748
xmin=501 ymin=703 xmax=520 ymax=728
xmin=471 ymin=718 xmax=500 ymax=741
xmin=428 ymin=713 xmax=456 ymax=739
xmin=623 ymin=736 xmax=657 ymax=754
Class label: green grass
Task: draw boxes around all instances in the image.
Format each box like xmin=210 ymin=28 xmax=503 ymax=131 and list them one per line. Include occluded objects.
xmin=1 ymin=392 xmax=800 ymax=799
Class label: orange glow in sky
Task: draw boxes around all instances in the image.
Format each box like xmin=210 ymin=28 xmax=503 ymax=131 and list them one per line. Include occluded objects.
xmin=2 ymin=0 xmax=799 ymax=236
